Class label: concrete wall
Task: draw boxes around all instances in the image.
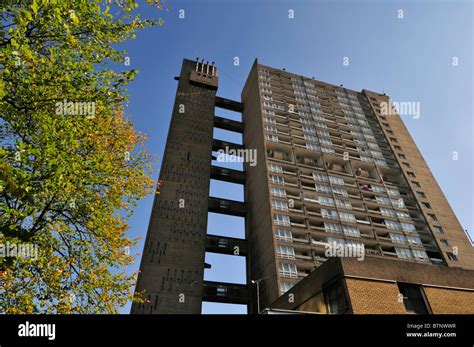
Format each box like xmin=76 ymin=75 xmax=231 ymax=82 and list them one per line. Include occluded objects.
xmin=242 ymin=60 xmax=280 ymax=312
xmin=131 ymin=59 xmax=217 ymax=314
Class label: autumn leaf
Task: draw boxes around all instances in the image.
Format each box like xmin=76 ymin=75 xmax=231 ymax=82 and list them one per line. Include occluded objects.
xmin=0 ymin=0 xmax=162 ymax=314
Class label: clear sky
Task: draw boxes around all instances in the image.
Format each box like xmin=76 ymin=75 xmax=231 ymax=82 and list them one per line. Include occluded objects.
xmin=118 ymin=0 xmax=473 ymax=314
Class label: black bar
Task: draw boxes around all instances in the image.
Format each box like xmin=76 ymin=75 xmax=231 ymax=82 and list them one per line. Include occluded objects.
xmin=0 ymin=314 xmax=471 ymax=345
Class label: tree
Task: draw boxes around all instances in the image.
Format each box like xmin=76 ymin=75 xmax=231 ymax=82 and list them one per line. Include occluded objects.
xmin=0 ymin=0 xmax=163 ymax=313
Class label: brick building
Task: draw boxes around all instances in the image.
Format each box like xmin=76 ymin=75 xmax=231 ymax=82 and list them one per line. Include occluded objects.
xmin=131 ymin=58 xmax=474 ymax=314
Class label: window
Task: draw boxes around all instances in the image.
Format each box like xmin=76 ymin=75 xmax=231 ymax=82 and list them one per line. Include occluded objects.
xmin=304 ymin=134 xmax=319 ymax=142
xmin=433 ymin=226 xmax=444 ymax=234
xmin=398 ymin=154 xmax=406 ymax=160
xmin=268 ymin=164 xmax=283 ymax=173
xmin=271 ymin=187 xmax=286 ymax=198
xmin=319 ymin=196 xmax=335 ymax=207
xmin=302 ymin=126 xmax=316 ymax=133
xmin=313 ymin=172 xmax=329 ymax=182
xmin=333 ymin=187 xmax=348 ymax=197
xmin=279 ymin=263 xmax=298 ymax=278
xmin=335 ymin=199 xmax=352 ymax=210
xmin=315 ymin=184 xmax=332 ymax=194
xmin=411 ymin=181 xmax=421 ymax=188
xmin=440 ymin=239 xmax=449 ymax=246
xmin=427 ymin=214 xmax=438 ymax=222
xmin=280 ymin=282 xmax=294 ymax=294
xmin=324 ymin=222 xmax=343 ymax=234
xmin=402 ymin=162 xmax=411 ymax=168
xmin=306 ymin=142 xmax=321 ymax=152
xmin=371 ymin=184 xmax=386 ymax=193
xmin=321 ymin=209 xmax=339 ymax=220
xmin=277 ymin=245 xmax=295 ymax=259
xmin=319 ymin=137 xmax=333 ymax=146
xmin=412 ymin=249 xmax=429 ymax=260
xmin=329 ymin=176 xmax=345 ymax=186
xmin=380 ymin=207 xmax=397 ymax=218
xmin=263 ymin=117 xmax=277 ymax=124
xmin=407 ymin=171 xmax=416 ymax=178
xmin=264 ymin=125 xmax=278 ymax=133
xmin=395 ymin=247 xmax=413 ymax=259
xmin=321 ymin=146 xmax=336 ymax=154
xmin=273 ymin=214 xmax=290 ymax=226
xmin=342 ymin=225 xmax=360 ymax=237
xmin=391 ymin=198 xmax=405 ymax=208
xmin=367 ymin=142 xmax=380 ymax=150
xmin=407 ymin=236 xmax=422 ymax=245
xmin=269 ymin=175 xmax=285 ymax=185
xmin=339 ymin=212 xmax=356 ymax=223
xmin=376 ymin=196 xmax=392 ymax=206
xmin=274 ymin=229 xmax=293 ymax=242
xmin=390 ymin=233 xmax=407 ymax=244
xmin=272 ymin=200 xmax=289 ymax=212
xmin=447 ymin=252 xmax=458 ymax=261
xmin=385 ymin=220 xmax=401 ymax=230
xmin=394 ymin=145 xmax=402 ymax=151
xmin=401 ymin=223 xmax=416 ymax=232
xmin=387 ymin=188 xmax=400 ymax=197
xmin=389 ymin=137 xmax=398 ymax=143
xmin=265 ymin=134 xmax=279 ymax=142
xmin=421 ymin=202 xmax=432 ymax=209
xmin=370 ymin=150 xmax=384 ymax=158
xmin=324 ymin=280 xmax=349 ymax=314
xmin=397 ymin=283 xmax=430 ymax=314
xmin=396 ymin=211 xmax=411 ymax=220
xmin=416 ymin=191 xmax=426 ymax=198
xmin=317 ymin=129 xmax=330 ymax=137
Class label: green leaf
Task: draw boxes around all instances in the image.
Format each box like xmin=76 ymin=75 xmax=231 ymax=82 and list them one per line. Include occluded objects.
xmin=31 ymin=0 xmax=39 ymax=16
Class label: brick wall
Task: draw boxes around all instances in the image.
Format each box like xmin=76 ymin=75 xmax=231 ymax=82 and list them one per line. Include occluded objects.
xmin=424 ymin=287 xmax=474 ymax=314
xmin=345 ymin=278 xmax=406 ymax=314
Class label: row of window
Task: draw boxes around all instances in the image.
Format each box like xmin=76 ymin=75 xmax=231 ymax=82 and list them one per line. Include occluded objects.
xmin=389 ymin=233 xmax=422 ymax=245
xmin=395 ymin=247 xmax=429 ymax=260
xmin=272 ymin=183 xmax=414 ymax=222
xmin=324 ymin=222 xmax=360 ymax=237
xmin=385 ymin=219 xmax=416 ymax=232
xmin=381 ymin=122 xmax=442 ymax=234
xmin=262 ymin=110 xmax=390 ymax=160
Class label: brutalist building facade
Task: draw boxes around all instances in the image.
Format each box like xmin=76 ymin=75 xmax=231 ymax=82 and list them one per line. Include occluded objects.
xmin=131 ymin=58 xmax=474 ymax=315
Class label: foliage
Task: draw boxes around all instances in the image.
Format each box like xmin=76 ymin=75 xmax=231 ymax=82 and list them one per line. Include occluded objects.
xmin=0 ymin=0 xmax=162 ymax=313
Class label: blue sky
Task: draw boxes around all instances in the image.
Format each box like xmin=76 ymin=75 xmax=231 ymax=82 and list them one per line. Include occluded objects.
xmin=118 ymin=0 xmax=473 ymax=314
